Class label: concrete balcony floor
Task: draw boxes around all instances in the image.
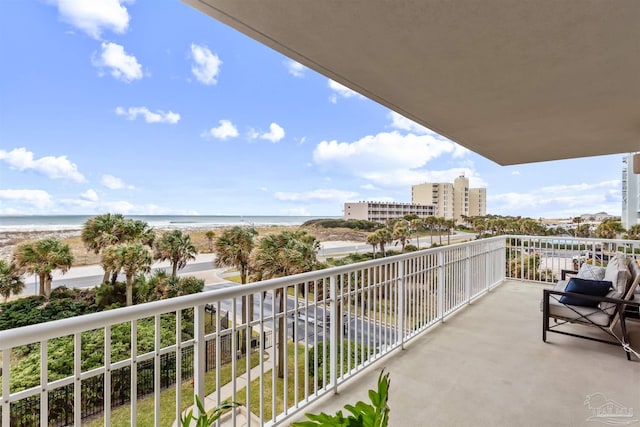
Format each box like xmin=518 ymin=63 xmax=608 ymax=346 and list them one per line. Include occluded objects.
xmin=291 ymin=280 xmax=640 ymax=427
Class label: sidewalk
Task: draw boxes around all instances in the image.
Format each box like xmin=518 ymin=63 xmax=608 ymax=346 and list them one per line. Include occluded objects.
xmin=173 ymin=347 xmax=274 ymax=427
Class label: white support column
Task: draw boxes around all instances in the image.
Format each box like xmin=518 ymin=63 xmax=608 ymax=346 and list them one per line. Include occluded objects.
xmin=520 ymin=239 xmax=525 ymax=283
xmin=465 ymin=245 xmax=471 ymax=303
xmin=2 ymin=346 xmax=10 ymax=427
xmin=40 ymin=340 xmax=48 ymax=427
xmin=329 ymin=274 xmax=338 ymax=394
xmin=74 ymin=333 xmax=82 ymax=426
xmin=397 ymin=260 xmax=405 ymax=349
xmin=175 ymin=311 xmax=182 ymax=425
xmin=154 ymin=314 xmax=161 ymax=427
xmin=104 ymin=326 xmax=111 ymax=426
xmin=130 ymin=321 xmax=137 ymax=425
xmin=194 ymin=304 xmax=205 ymax=418
xmin=438 ymin=251 xmax=444 ymax=321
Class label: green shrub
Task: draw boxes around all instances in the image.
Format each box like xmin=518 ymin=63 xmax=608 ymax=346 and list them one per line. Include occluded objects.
xmin=302 ymin=219 xmax=383 ymax=232
xmin=293 ymin=369 xmax=390 ymax=427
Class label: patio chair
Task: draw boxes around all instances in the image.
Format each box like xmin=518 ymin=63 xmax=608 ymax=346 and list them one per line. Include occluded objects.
xmin=542 ymin=254 xmax=640 ymax=360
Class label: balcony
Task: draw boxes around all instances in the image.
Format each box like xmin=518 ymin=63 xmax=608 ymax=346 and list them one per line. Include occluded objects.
xmin=1 ymin=236 xmax=639 ymax=426
xmin=294 ymin=280 xmax=640 ymax=426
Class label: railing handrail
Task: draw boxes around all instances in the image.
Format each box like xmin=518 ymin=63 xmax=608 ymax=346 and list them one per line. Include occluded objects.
xmin=506 ymin=235 xmax=638 ymax=245
xmin=0 ymin=236 xmax=501 ymax=350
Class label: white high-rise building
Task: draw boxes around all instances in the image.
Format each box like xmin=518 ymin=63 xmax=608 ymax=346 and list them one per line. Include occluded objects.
xmin=622 ymin=153 xmax=640 ymax=229
xmin=413 ymin=175 xmax=486 ymax=223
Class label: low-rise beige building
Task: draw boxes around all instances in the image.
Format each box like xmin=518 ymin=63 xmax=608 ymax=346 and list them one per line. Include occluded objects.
xmin=344 ymin=201 xmax=435 ymax=223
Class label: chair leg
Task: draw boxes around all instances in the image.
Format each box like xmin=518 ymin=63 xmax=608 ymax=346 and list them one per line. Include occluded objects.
xmin=542 ymin=294 xmax=549 ymax=342
xmin=619 ymin=312 xmax=631 ymax=361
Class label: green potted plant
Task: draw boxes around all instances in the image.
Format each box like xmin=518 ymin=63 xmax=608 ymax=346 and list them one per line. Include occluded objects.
xmin=180 ymin=395 xmax=238 ymax=427
xmin=293 ymin=369 xmax=390 ymax=427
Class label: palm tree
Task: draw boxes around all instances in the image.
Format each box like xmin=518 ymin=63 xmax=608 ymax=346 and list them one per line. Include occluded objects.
xmin=205 ymin=230 xmax=216 ymax=252
xmin=424 ymin=216 xmax=437 ymax=245
xmin=154 ymin=230 xmax=198 ymax=277
xmin=214 ymin=226 xmax=258 ymax=353
xmin=472 ymin=217 xmax=486 ymax=239
xmin=371 ymin=228 xmax=392 ymax=256
xmin=575 ymin=224 xmax=591 ymax=238
xmin=12 ymin=237 xmax=73 ymax=299
xmin=435 ymin=217 xmax=446 ymax=244
xmin=0 ymin=259 xmax=25 ymax=302
xmin=392 ymin=221 xmax=410 ymax=251
xmin=367 ymin=232 xmax=381 ymax=257
xmin=82 ymin=214 xmax=155 ymax=283
xmin=595 ymin=220 xmax=625 ymax=253
xmin=102 ymin=242 xmax=153 ymax=306
xmin=250 ymin=230 xmax=320 ymax=378
xmin=445 ymin=219 xmax=456 ymax=245
xmin=81 ymin=213 xmax=125 ymax=254
xmin=625 ymin=224 xmax=640 ymax=240
xmin=410 ymin=218 xmax=423 ymax=249
xmin=572 ymin=216 xmax=582 ymax=227
xmin=120 ymin=218 xmax=155 ymax=247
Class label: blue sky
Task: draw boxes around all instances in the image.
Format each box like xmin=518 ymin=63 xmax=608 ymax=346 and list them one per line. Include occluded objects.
xmin=0 ymin=0 xmax=625 ymax=219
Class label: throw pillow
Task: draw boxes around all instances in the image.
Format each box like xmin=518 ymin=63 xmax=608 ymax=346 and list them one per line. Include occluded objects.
xmin=559 ymin=278 xmax=612 ymax=307
xmin=577 ymin=263 xmax=606 ymax=280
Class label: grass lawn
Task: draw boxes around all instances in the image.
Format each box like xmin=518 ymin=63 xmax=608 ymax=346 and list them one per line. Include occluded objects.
xmin=235 ymin=342 xmax=309 ymax=422
xmin=224 ymin=273 xmax=241 ymax=284
xmin=84 ymin=352 xmax=263 ymax=427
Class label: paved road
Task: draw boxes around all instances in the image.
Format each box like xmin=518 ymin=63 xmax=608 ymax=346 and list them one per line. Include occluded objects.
xmin=23 ymin=260 xmax=218 ymax=295
xmin=203 ymin=286 xmax=395 ymax=347
xmin=24 ymin=233 xmax=475 ymax=296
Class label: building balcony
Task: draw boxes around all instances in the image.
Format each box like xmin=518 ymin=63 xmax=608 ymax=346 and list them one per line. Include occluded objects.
xmin=294 ymin=279 xmax=640 ymax=426
xmin=1 ymin=236 xmax=638 ymax=426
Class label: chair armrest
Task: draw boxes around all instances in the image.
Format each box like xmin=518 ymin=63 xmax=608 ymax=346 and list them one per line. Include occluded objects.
xmin=561 ymin=269 xmax=579 ymax=280
xmin=543 ymin=288 xmax=640 ymax=308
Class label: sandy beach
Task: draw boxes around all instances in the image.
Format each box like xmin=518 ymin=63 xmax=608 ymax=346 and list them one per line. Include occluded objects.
xmin=0 ymin=224 xmax=369 ymax=264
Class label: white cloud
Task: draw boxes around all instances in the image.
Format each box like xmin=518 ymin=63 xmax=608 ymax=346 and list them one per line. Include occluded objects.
xmin=0 ymin=147 xmax=85 ymax=182
xmin=206 ymin=119 xmax=238 ymax=140
xmin=274 ymin=189 xmax=358 ymax=202
xmin=488 ymin=180 xmax=621 ymax=217
xmin=313 ymin=131 xmax=463 ymax=187
xmin=280 ymin=207 xmax=311 ymax=216
xmin=103 ymin=200 xmax=135 ymax=213
xmin=93 ymin=42 xmax=143 ymax=82
xmin=115 ymin=106 xmax=180 ymax=124
xmin=388 ymin=111 xmax=469 ymax=157
xmin=190 ymin=44 xmax=222 ymax=85
xmin=511 ymin=170 xmax=521 ymax=175
xmin=360 ymin=184 xmax=377 ymax=190
xmin=328 ymin=79 xmax=364 ymax=103
xmin=0 ymin=189 xmax=52 ymax=209
xmin=53 ymin=0 xmax=133 ymax=39
xmin=80 ymin=189 xmax=99 ymax=202
xmin=285 ymin=60 xmax=306 ymax=78
xmin=101 ymin=174 xmax=134 ymax=190
xmin=260 ymin=123 xmax=285 ymax=143
xmin=388 ymin=111 xmax=436 ymax=135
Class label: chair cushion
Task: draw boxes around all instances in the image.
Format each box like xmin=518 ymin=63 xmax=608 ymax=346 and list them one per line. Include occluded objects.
xmin=603 ymin=254 xmax=630 ymax=294
xmin=559 ymin=278 xmax=612 ymax=307
xmin=545 ymin=280 xmax=612 ymax=326
xmin=577 ymin=263 xmax=606 ymax=280
xmin=547 ymin=295 xmax=612 ymax=327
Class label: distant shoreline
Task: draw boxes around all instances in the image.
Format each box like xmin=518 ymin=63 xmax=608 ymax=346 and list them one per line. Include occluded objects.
xmin=0 ymin=214 xmax=337 ymax=233
xmin=0 ymin=222 xmax=367 ymax=264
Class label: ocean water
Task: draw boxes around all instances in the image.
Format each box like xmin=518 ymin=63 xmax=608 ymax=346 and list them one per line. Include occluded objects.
xmin=0 ymin=215 xmax=335 ymax=232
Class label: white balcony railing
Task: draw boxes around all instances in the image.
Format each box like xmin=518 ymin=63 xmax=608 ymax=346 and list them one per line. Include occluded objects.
xmin=1 ymin=235 xmax=637 ymax=426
